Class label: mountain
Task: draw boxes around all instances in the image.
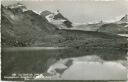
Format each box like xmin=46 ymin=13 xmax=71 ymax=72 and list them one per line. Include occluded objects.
xmin=98 ymin=15 xmax=128 ymax=34
xmin=74 ymin=21 xmax=103 ymax=31
xmin=40 ymin=10 xmax=72 ymax=29
xmin=75 ymin=15 xmax=128 ymax=34
xmin=1 ymin=4 xmax=58 ymax=47
xmin=1 ymin=3 xmax=128 ymax=48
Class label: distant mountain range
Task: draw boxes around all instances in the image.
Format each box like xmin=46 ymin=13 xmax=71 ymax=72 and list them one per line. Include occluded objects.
xmin=73 ymin=20 xmax=103 ymax=31
xmin=75 ymin=14 xmax=128 ymax=34
xmin=98 ymin=14 xmax=128 ymax=34
xmin=1 ymin=3 xmax=128 ymax=48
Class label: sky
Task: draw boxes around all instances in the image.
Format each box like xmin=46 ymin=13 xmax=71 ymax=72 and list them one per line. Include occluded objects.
xmin=2 ymin=0 xmax=128 ymax=24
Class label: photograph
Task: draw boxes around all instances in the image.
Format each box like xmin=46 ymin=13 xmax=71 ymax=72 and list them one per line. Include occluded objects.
xmin=1 ymin=0 xmax=128 ymax=81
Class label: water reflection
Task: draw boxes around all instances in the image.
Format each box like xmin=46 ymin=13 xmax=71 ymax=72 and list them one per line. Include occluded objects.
xmin=61 ymin=61 xmax=127 ymax=80
xmin=1 ymin=47 xmax=127 ymax=80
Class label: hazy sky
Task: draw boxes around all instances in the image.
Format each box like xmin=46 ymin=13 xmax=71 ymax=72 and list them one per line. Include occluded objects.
xmin=2 ymin=0 xmax=128 ymax=24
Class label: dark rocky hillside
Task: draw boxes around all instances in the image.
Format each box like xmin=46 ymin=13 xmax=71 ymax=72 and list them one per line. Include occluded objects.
xmin=1 ymin=4 xmax=58 ymax=47
xmin=54 ymin=29 xmax=128 ymax=48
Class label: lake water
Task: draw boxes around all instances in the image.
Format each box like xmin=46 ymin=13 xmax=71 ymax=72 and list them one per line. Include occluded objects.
xmin=62 ymin=62 xmax=126 ymax=80
xmin=1 ymin=47 xmax=127 ymax=80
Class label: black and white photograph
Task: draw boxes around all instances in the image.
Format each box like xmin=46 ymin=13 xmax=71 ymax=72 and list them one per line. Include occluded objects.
xmin=1 ymin=0 xmax=128 ymax=81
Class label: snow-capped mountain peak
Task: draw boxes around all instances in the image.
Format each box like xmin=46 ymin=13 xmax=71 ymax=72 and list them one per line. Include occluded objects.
xmin=42 ymin=10 xmax=72 ymax=29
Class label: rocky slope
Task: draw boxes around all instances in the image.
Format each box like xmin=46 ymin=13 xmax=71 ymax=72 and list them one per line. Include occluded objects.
xmin=1 ymin=3 xmax=128 ymax=48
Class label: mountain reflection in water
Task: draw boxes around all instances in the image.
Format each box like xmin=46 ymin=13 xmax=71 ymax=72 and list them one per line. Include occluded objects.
xmin=1 ymin=47 xmax=127 ymax=80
